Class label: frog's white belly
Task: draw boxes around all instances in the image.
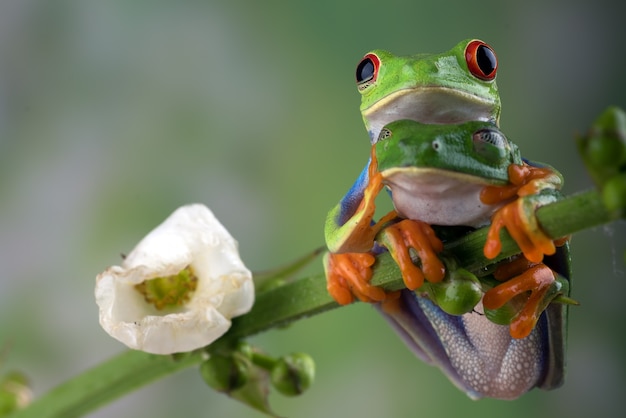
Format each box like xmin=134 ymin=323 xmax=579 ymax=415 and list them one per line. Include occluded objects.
xmin=382 ymin=168 xmax=503 ymax=228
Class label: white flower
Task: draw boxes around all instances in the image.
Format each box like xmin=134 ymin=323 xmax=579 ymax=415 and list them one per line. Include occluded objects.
xmin=95 ymin=204 xmax=254 ymax=355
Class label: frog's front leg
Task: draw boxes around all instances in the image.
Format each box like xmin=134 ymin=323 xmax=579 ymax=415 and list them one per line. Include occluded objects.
xmin=481 ymin=163 xmax=565 ymax=262
xmin=325 ymin=215 xmax=446 ymax=304
xmin=480 ymin=162 xmax=568 ymax=338
xmin=377 ymin=219 xmax=446 ymax=290
xmin=324 ymin=160 xmax=384 ymax=254
xmin=324 ymin=252 xmax=384 ymax=304
xmin=324 ymin=149 xmax=398 ymax=305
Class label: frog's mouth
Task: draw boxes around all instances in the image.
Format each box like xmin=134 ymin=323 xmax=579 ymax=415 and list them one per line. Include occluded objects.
xmin=363 ymin=87 xmax=499 ymax=142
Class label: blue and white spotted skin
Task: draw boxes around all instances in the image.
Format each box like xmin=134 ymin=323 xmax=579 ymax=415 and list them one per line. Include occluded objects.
xmin=382 ymin=297 xmax=541 ymax=399
xmin=379 ymin=245 xmax=569 ymax=399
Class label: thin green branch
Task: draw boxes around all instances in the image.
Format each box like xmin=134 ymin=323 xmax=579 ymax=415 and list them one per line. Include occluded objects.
xmin=228 ymin=189 xmax=615 ymax=339
xmin=443 ymin=189 xmax=612 ymax=273
xmin=12 ymin=351 xmax=205 ymax=418
xmin=12 ymin=188 xmax=617 ymax=418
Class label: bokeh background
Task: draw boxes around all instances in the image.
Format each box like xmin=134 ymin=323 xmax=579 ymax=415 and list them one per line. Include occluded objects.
xmin=1 ymin=0 xmax=625 ymax=417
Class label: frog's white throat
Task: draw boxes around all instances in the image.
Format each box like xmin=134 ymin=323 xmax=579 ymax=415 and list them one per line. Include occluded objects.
xmin=364 ymin=87 xmax=498 ymax=142
xmin=381 ymin=167 xmax=502 ymax=228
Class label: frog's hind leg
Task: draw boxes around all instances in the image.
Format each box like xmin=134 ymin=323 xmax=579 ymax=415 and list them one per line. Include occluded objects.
xmin=483 ymin=256 xmax=563 ymax=339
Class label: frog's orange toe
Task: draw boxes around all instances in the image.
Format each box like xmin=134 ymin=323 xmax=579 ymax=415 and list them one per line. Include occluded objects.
xmin=326 ymin=277 xmax=355 ymax=305
xmin=325 ymin=252 xmax=387 ymax=304
xmin=379 ymin=219 xmax=445 ymax=290
xmin=483 ymin=199 xmax=556 ymax=263
xmin=484 ymin=215 xmax=505 ymax=259
xmin=481 ymin=162 xmax=562 ymax=263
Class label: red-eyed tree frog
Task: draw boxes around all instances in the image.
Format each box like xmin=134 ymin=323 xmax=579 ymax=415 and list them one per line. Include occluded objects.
xmin=357 ymin=39 xmax=500 ymax=141
xmin=324 ymin=40 xmax=571 ymax=399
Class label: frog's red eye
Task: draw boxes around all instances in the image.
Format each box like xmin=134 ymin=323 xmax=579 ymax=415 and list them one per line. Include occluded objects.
xmin=356 ymin=53 xmax=380 ymax=86
xmin=465 ymin=40 xmax=497 ymax=81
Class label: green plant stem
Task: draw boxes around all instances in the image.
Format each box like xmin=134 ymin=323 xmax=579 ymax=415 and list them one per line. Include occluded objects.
xmin=228 ymin=189 xmax=614 ymax=338
xmin=444 ymin=189 xmax=612 ymax=273
xmin=12 ymin=351 xmax=205 ymax=418
xmin=12 ymin=188 xmax=617 ymax=418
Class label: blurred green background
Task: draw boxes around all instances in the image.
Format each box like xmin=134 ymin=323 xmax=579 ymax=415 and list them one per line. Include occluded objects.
xmin=1 ymin=0 xmax=625 ymax=417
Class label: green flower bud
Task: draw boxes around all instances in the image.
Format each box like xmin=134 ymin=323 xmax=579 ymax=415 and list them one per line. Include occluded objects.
xmin=577 ymin=107 xmax=626 ymax=186
xmin=270 ymin=353 xmax=315 ymax=397
xmin=584 ymin=134 xmax=626 ymax=168
xmin=602 ymin=173 xmax=626 ymax=217
xmin=424 ymin=268 xmax=482 ymax=316
xmin=235 ymin=341 xmax=254 ymax=360
xmin=200 ymin=354 xmax=249 ymax=393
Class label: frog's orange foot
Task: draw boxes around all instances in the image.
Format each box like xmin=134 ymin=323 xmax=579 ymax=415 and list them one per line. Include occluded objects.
xmin=378 ymin=219 xmax=445 ymax=290
xmin=482 ymin=164 xmax=560 ymax=204
xmin=324 ymin=252 xmax=388 ymax=305
xmin=483 ymin=198 xmax=556 ymax=263
xmin=483 ymin=258 xmax=560 ymax=339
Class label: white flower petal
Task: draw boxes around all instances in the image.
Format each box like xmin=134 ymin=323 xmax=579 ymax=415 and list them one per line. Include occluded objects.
xmin=95 ymin=204 xmax=254 ymax=355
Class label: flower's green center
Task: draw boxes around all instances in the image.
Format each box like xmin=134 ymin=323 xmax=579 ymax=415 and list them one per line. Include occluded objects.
xmin=135 ymin=266 xmax=198 ymax=310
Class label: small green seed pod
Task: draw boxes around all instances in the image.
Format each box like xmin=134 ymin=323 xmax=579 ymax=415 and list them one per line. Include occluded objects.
xmin=602 ymin=173 xmax=626 ymax=217
xmin=577 ymin=107 xmax=626 ymax=186
xmin=200 ymin=354 xmax=249 ymax=393
xmin=425 ymin=268 xmax=482 ymax=316
xmin=270 ymin=353 xmax=315 ymax=397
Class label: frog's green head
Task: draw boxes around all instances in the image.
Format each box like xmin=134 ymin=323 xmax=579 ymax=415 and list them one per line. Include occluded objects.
xmin=357 ymin=39 xmax=501 ymax=143
xmin=374 ymin=120 xmax=521 ymax=227
xmin=376 ymin=119 xmax=521 ymax=185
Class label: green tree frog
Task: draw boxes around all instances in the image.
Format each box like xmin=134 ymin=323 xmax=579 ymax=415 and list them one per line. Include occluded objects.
xmin=324 ymin=40 xmax=570 ymax=399
xmin=325 ymin=39 xmax=501 ymax=263
xmin=357 ymin=39 xmax=500 ymax=141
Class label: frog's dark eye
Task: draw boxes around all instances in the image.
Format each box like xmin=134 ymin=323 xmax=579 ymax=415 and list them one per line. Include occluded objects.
xmin=465 ymin=40 xmax=497 ymax=81
xmin=356 ymin=53 xmax=381 ymax=87
xmin=377 ymin=127 xmax=392 ymax=142
xmin=473 ymin=128 xmax=506 ymax=148
xmin=473 ymin=128 xmax=509 ymax=163
xmin=472 ymin=128 xmax=510 ymax=163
